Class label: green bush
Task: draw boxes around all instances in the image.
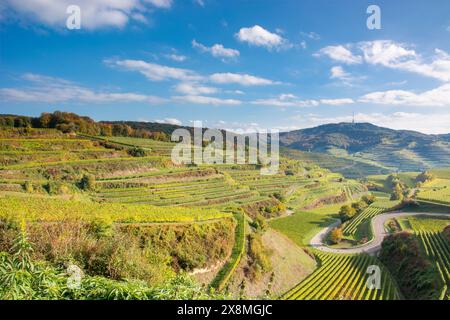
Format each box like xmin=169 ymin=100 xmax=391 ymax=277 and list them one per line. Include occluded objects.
xmin=379 ymin=232 xmax=441 ymax=300
xmin=128 ymin=147 xmax=147 ymax=157
xmin=23 ymin=181 xmax=34 ymax=193
xmin=79 ymin=174 xmax=96 ymax=191
xmin=0 ymin=231 xmax=228 ymax=300
xmin=339 ymin=205 xmax=356 ymax=222
xmin=329 ymin=227 xmax=343 ymax=244
xmin=247 ymin=232 xmax=272 ymax=281
xmin=211 ymin=212 xmax=245 ymax=291
xmin=361 ymin=194 xmax=376 ymax=205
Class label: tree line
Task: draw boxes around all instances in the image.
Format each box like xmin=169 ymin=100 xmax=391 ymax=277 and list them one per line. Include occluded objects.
xmin=0 ymin=111 xmax=170 ymax=141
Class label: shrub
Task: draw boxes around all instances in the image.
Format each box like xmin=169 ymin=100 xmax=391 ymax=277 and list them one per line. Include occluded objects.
xmin=390 ymin=183 xmax=404 ymax=201
xmin=79 ymin=174 xmax=96 ymax=191
xmin=361 ymin=194 xmax=376 ymax=205
xmin=415 ymin=171 xmax=434 ymax=186
xmin=339 ymin=205 xmax=356 ymax=222
xmin=329 ymin=227 xmax=343 ymax=244
xmin=250 ymin=214 xmax=268 ymax=232
xmin=23 ymin=181 xmax=34 ymax=193
xmin=89 ymin=216 xmax=113 ymax=238
xmin=272 ymin=192 xmax=286 ymax=203
xmin=128 ymin=147 xmax=147 ymax=157
xmin=351 ymin=200 xmax=368 ymax=213
xmin=379 ymin=232 xmax=441 ymax=299
xmin=43 ymin=181 xmax=64 ymax=195
xmin=0 ymin=231 xmax=228 ymax=300
xmin=247 ymin=233 xmax=271 ymax=280
xmin=443 ymin=225 xmax=450 ymax=244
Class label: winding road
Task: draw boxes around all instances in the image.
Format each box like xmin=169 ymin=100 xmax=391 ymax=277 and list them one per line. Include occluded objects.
xmin=309 ymin=211 xmax=450 ymax=255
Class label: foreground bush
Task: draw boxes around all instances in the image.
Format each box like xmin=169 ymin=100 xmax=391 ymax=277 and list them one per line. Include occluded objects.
xmin=0 ymin=217 xmax=235 ymax=286
xmin=379 ymin=232 xmax=441 ymax=299
xmin=0 ymin=230 xmax=228 ymax=300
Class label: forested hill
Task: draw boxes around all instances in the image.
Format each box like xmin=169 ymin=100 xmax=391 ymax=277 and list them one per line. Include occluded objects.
xmin=279 ymin=122 xmax=450 ymax=171
xmin=101 ymin=120 xmax=186 ymax=136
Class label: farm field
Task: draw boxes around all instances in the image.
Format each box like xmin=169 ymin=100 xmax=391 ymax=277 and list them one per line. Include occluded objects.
xmin=394 ymin=215 xmax=450 ymax=299
xmin=416 ymin=178 xmax=450 ymax=206
xmin=0 ymin=118 xmax=449 ymax=301
xmin=281 ymin=147 xmax=392 ymax=178
xmin=269 ymin=204 xmax=341 ymax=246
xmin=0 ymin=124 xmax=374 ymax=300
xmin=283 ymin=252 xmax=401 ymax=300
xmin=0 ymin=196 xmax=232 ymax=223
xmin=343 ymin=200 xmax=401 ymax=240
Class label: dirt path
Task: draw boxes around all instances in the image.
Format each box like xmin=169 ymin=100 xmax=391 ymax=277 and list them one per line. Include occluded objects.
xmin=309 ymin=211 xmax=450 ymax=255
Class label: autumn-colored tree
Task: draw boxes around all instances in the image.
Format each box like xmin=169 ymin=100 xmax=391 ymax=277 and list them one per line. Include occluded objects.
xmin=330 ymin=228 xmax=343 ymax=244
xmin=339 ymin=205 xmax=356 ymax=221
xmin=361 ymin=194 xmax=376 ymax=205
xmin=390 ymin=182 xmax=404 ymax=201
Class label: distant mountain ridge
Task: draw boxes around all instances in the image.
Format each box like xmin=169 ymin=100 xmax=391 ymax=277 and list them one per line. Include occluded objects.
xmin=279 ymin=122 xmax=450 ymax=172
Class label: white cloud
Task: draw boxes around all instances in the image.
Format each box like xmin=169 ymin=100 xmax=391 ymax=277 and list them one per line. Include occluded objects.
xmin=251 ymin=94 xmax=353 ymax=107
xmin=155 ymin=118 xmax=182 ymax=125
xmin=2 ymin=0 xmax=172 ymax=30
xmin=300 ymin=31 xmax=320 ymax=40
xmin=252 ymin=97 xmax=318 ymax=108
xmin=107 ymin=59 xmax=277 ymax=87
xmin=227 ymin=90 xmax=244 ymax=95
xmin=279 ymin=93 xmax=298 ymax=100
xmin=0 ymin=73 xmax=165 ymax=104
xmin=165 ymin=54 xmax=187 ymax=62
xmin=145 ymin=0 xmax=173 ymax=8
xmin=209 ymin=120 xmax=279 ymax=135
xmin=106 ymin=59 xmax=202 ymax=82
xmin=319 ymin=40 xmax=450 ymax=82
xmin=359 ymin=40 xmax=416 ymax=66
xmin=235 ymin=25 xmax=290 ymax=50
xmin=330 ymin=66 xmax=350 ymax=79
xmin=359 ymin=83 xmax=450 ymax=107
xmin=172 ymin=95 xmax=241 ymax=105
xmin=360 ymin=41 xmax=450 ymax=82
xmin=319 ymin=98 xmax=354 ymax=106
xmin=329 ymin=66 xmax=364 ymax=86
xmin=315 ymin=45 xmax=362 ymax=64
xmin=174 ymin=82 xmax=218 ymax=95
xmin=192 ymin=39 xmax=240 ymax=59
xmin=210 ymin=73 xmax=278 ymax=86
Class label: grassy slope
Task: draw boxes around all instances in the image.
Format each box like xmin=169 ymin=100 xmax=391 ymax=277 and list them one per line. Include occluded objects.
xmin=281 ymin=147 xmax=391 ymax=178
xmin=0 ymin=196 xmax=231 ymax=223
xmin=226 ymin=228 xmax=316 ymax=298
xmin=269 ymin=204 xmax=342 ymax=246
xmin=397 ymin=215 xmax=450 ymax=233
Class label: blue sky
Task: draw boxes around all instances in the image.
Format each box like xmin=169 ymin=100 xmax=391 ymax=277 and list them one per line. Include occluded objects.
xmin=1 ymin=0 xmax=450 ymax=133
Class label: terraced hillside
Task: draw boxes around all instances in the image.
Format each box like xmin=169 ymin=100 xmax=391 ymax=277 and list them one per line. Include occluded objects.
xmin=416 ymin=177 xmax=450 ymax=207
xmin=0 ymin=124 xmax=373 ymax=300
xmin=280 ymin=122 xmax=450 ymax=175
xmin=283 ymin=252 xmax=400 ymax=300
xmin=343 ymin=200 xmax=401 ymax=239
xmin=281 ymin=148 xmax=392 ymax=178
xmin=393 ymin=215 xmax=450 ymax=300
xmin=1 ymin=120 xmax=448 ymax=301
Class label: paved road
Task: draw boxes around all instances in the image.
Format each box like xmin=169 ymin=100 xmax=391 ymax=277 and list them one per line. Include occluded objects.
xmin=309 ymin=211 xmax=450 ymax=255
